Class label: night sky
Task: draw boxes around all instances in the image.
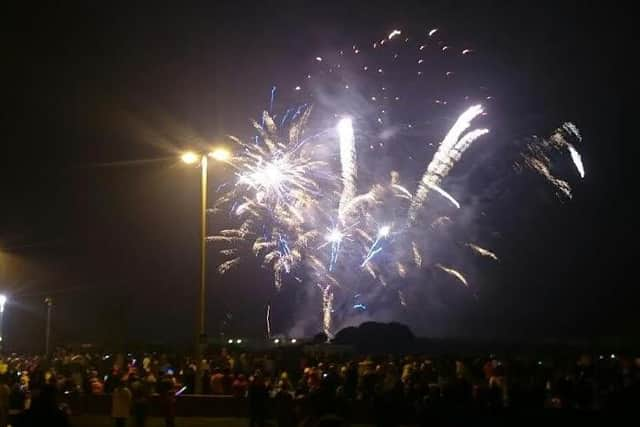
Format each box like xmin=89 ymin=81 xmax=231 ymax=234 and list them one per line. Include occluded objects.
xmin=2 ymin=1 xmax=633 ymax=352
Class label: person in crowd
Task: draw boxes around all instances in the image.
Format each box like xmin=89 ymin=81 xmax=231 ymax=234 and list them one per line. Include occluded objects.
xmin=8 ymin=380 xmax=26 ymax=427
xmin=232 ymin=373 xmax=249 ymax=398
xmin=89 ymin=370 xmax=105 ymax=395
xmin=274 ymin=377 xmax=295 ymax=427
xmin=112 ymin=377 xmax=132 ymax=427
xmin=0 ymin=376 xmax=10 ymax=427
xmin=210 ymin=367 xmax=225 ymax=395
xmin=248 ymin=369 xmax=268 ymax=427
xmin=222 ymin=367 xmax=234 ymax=395
xmin=130 ymin=372 xmax=151 ymax=427
xmin=17 ymin=384 xmax=69 ymax=427
xmin=158 ymin=372 xmax=177 ymax=427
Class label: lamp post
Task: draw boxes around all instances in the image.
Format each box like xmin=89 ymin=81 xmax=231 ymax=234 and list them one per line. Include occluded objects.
xmin=0 ymin=294 xmax=6 ymax=354
xmin=181 ymin=147 xmax=230 ymax=394
xmin=45 ymin=297 xmax=53 ymax=358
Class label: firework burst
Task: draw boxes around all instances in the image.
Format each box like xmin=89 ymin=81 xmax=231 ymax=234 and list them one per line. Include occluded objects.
xmin=208 ymin=27 xmax=583 ymax=337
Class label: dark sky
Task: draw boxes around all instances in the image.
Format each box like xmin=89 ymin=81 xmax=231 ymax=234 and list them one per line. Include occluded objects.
xmin=1 ymin=1 xmax=633 ymax=352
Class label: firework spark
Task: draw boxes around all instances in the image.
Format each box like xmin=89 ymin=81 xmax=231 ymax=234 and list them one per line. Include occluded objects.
xmin=388 ymin=29 xmax=402 ymax=40
xmin=266 ymin=303 xmax=272 ymax=339
xmin=436 ymin=264 xmax=469 ymax=287
xmin=466 ymin=243 xmax=499 ymax=261
xmin=412 ymin=241 xmax=423 ymax=267
xmin=518 ymin=122 xmax=583 ymax=198
xmin=321 ymin=284 xmax=334 ymax=338
xmin=218 ymin=258 xmax=241 ymax=274
xmin=337 ymin=117 xmax=357 ymax=222
xmin=361 ymin=225 xmax=391 ymax=266
xmin=520 ymin=141 xmax=573 ymax=199
xmin=425 ymin=182 xmax=460 ymax=209
xmin=325 ymin=228 xmax=344 ymax=272
xmin=409 ymin=105 xmax=488 ymax=222
xmin=567 ymin=144 xmax=585 ymax=178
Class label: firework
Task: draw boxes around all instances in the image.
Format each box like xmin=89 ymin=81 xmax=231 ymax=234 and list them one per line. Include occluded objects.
xmin=567 ymin=144 xmax=585 ymax=178
xmin=436 ymin=264 xmax=469 ymax=287
xmin=518 ymin=122 xmax=583 ymax=198
xmin=324 ymin=227 xmax=344 ymax=272
xmin=425 ymin=182 xmax=461 ymax=209
xmin=320 ymin=284 xmax=334 ymax=337
xmin=397 ymin=263 xmax=407 ymax=278
xmin=466 ymin=243 xmax=499 ymax=261
xmin=207 ymin=27 xmax=583 ymax=337
xmin=398 ymin=290 xmax=407 ymax=307
xmin=217 ymin=258 xmax=241 ymax=274
xmin=361 ymin=225 xmax=392 ymax=266
xmin=388 ymin=29 xmax=402 ymax=40
xmin=412 ymin=241 xmax=423 ymax=267
xmin=408 ymin=105 xmax=488 ymax=222
xmin=210 ymin=107 xmax=328 ymax=296
xmin=521 ymin=143 xmax=572 ymax=198
xmin=266 ymin=303 xmax=272 ymax=339
xmin=337 ymin=117 xmax=357 ymax=222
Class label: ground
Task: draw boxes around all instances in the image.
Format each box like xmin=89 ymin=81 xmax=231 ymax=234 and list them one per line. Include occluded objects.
xmin=72 ymin=417 xmax=246 ymax=427
xmin=71 ymin=416 xmax=377 ymax=426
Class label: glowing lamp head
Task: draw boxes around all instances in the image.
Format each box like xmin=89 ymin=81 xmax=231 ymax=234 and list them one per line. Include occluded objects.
xmin=0 ymin=294 xmax=6 ymax=312
xmin=209 ymin=148 xmax=231 ymax=162
xmin=378 ymin=225 xmax=391 ymax=238
xmin=235 ymin=339 xmax=242 ymax=344
xmin=290 ymin=338 xmax=297 ymax=344
xmin=274 ymin=338 xmax=280 ymax=344
xmin=325 ymin=229 xmax=343 ymax=244
xmin=181 ymin=151 xmax=199 ymax=165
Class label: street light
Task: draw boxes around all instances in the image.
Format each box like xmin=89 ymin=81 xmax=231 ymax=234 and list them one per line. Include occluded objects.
xmin=45 ymin=297 xmax=53 ymax=358
xmin=181 ymin=151 xmax=199 ymax=165
xmin=0 ymin=294 xmax=7 ymax=352
xmin=209 ymin=148 xmax=231 ymax=162
xmin=181 ymin=147 xmax=230 ymax=394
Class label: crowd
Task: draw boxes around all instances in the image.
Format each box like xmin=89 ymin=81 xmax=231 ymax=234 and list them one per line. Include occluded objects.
xmin=0 ymin=347 xmax=639 ymax=426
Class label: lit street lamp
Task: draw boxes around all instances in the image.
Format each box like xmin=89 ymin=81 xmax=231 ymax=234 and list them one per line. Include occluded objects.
xmin=0 ymin=294 xmax=6 ymax=353
xmin=181 ymin=147 xmax=230 ymax=394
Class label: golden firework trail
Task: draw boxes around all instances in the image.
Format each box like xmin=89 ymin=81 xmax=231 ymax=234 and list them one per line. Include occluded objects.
xmin=466 ymin=243 xmax=499 ymax=261
xmin=436 ymin=264 xmax=469 ymax=287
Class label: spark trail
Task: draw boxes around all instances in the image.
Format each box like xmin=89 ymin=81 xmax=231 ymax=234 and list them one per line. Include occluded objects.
xmin=466 ymin=243 xmax=499 ymax=261
xmin=436 ymin=264 xmax=469 ymax=287
xmin=409 ymin=105 xmax=488 ymax=222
